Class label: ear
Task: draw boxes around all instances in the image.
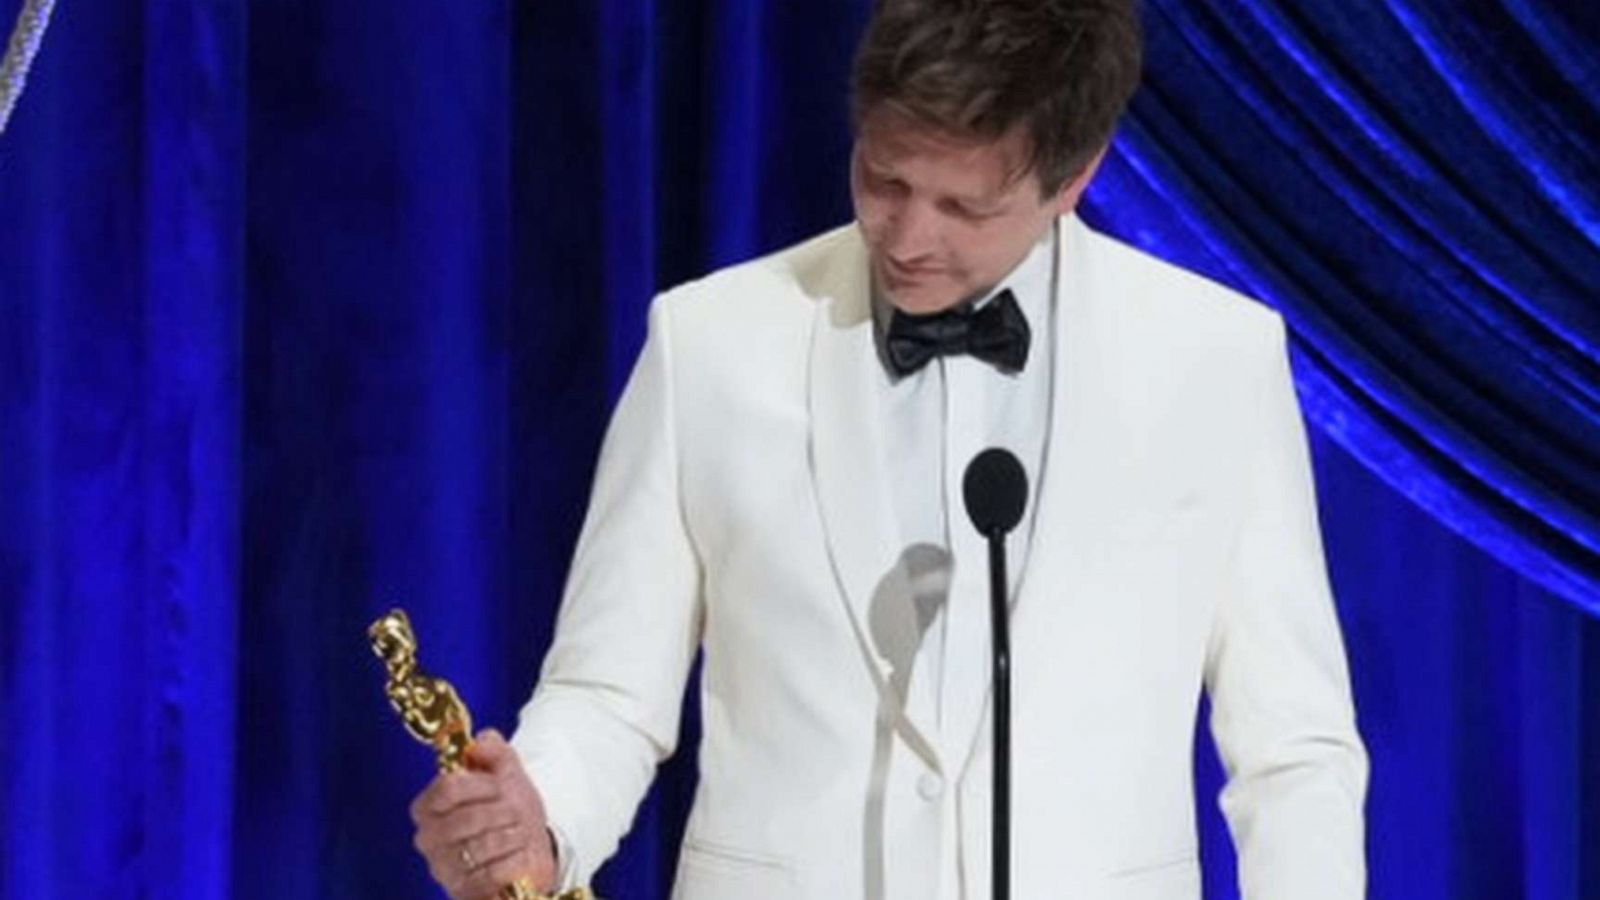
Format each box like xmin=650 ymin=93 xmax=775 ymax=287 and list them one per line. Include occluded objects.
xmin=1051 ymin=144 xmax=1110 ymax=215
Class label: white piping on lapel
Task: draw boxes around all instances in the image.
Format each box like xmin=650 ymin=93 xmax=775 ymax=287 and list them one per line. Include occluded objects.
xmin=804 ymin=232 xmax=945 ymax=772
xmin=951 ymin=213 xmax=1105 ymax=779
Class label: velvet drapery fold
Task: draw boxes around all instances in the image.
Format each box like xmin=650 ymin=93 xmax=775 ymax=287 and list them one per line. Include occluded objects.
xmin=2 ymin=1 xmax=1595 ymax=897
xmin=1098 ymin=0 xmax=1600 ymax=610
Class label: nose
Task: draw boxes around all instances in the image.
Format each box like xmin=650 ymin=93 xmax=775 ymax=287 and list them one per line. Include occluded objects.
xmin=882 ymin=199 xmax=942 ymax=265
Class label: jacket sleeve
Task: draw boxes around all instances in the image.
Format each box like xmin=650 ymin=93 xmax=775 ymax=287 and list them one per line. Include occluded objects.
xmin=1203 ymin=316 xmax=1368 ymax=899
xmin=510 ymin=294 xmax=703 ymax=887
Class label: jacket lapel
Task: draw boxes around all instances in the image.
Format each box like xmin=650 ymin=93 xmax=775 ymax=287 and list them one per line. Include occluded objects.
xmin=951 ymin=215 xmax=1108 ymax=776
xmin=805 ymin=235 xmax=944 ymax=771
xmin=1012 ymin=216 xmax=1096 ymax=614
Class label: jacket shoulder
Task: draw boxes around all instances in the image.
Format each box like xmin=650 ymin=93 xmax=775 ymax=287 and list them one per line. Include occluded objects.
xmin=643 ymin=224 xmax=862 ymax=389
xmin=655 ymin=224 xmax=862 ymax=328
xmin=1080 ymin=221 xmax=1286 ymax=356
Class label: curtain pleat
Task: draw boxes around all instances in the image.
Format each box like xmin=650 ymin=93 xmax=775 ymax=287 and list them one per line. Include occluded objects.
xmin=1 ymin=1 xmax=1596 ymax=897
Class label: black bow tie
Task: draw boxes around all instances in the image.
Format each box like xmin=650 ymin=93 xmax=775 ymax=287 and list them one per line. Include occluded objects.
xmin=884 ymin=289 xmax=1030 ymax=378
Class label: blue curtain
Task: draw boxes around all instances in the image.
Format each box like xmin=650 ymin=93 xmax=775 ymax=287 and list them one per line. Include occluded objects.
xmin=1109 ymin=0 xmax=1600 ymax=611
xmin=1 ymin=0 xmax=1595 ymax=898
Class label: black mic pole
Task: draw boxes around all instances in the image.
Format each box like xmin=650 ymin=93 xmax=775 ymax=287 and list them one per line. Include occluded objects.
xmin=985 ymin=517 xmax=1012 ymax=900
xmin=963 ymin=448 xmax=1027 ymax=900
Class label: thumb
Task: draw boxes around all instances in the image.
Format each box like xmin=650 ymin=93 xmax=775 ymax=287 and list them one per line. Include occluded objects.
xmin=467 ymin=728 xmax=514 ymax=772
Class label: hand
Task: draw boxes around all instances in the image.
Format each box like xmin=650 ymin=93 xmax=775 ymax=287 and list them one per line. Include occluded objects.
xmin=410 ymin=729 xmax=558 ymax=899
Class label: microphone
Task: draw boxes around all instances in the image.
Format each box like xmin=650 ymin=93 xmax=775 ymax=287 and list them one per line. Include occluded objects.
xmin=963 ymin=448 xmax=1026 ymax=900
xmin=964 ymin=448 xmax=1027 ymax=538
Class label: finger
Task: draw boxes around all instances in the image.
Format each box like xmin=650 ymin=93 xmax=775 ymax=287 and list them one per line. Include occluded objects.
xmin=438 ymin=839 xmax=486 ymax=890
xmin=477 ymin=848 xmax=546 ymax=899
xmin=422 ymin=772 xmax=503 ymax=817
xmin=443 ymin=842 xmax=534 ymax=900
xmin=459 ymin=821 xmax=532 ymax=874
xmin=419 ymin=799 xmax=522 ymax=854
xmin=410 ymin=770 xmax=464 ymax=823
xmin=466 ymin=729 xmax=513 ymax=772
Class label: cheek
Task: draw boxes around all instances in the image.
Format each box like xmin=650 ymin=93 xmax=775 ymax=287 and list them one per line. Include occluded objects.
xmin=969 ymin=225 xmax=1033 ymax=277
xmin=944 ymin=231 xmax=992 ymax=276
xmin=852 ymin=191 xmax=887 ymax=236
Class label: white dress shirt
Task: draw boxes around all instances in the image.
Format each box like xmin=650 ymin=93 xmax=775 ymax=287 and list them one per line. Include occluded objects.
xmin=872 ymin=224 xmax=1057 ymax=897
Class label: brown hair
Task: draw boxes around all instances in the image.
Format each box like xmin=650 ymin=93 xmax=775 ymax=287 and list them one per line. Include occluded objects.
xmin=851 ymin=0 xmax=1143 ymax=196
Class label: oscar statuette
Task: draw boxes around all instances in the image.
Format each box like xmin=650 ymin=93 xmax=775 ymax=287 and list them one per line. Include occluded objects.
xmin=368 ymin=608 xmax=594 ymax=900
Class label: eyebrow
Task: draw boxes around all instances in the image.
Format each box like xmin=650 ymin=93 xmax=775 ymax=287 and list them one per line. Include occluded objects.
xmin=860 ymin=157 xmax=1009 ymax=209
xmin=945 ymin=185 xmax=1009 ymax=211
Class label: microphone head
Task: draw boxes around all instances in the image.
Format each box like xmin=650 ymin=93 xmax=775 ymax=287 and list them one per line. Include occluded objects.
xmin=963 ymin=447 xmax=1027 ymax=538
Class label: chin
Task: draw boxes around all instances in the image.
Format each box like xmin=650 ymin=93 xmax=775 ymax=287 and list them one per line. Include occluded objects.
xmin=883 ymin=282 xmax=968 ymax=316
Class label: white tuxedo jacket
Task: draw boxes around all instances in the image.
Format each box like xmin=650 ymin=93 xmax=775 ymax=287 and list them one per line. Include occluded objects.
xmin=512 ymin=216 xmax=1367 ymax=899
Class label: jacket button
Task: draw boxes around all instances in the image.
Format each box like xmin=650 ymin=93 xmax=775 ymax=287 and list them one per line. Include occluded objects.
xmin=917 ymin=772 xmax=944 ymax=801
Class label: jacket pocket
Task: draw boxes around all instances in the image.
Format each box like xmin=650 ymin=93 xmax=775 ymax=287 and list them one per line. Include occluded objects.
xmin=672 ymin=838 xmax=797 ymax=900
xmin=1105 ymin=853 xmax=1200 ymax=899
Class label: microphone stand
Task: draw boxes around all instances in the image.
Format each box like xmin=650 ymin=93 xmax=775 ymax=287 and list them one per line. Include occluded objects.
xmin=963 ymin=446 xmax=1024 ymax=900
xmin=983 ymin=527 xmax=1011 ymax=900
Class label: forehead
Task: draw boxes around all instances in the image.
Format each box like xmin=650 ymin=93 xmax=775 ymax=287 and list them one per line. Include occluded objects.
xmin=856 ymin=109 xmax=1036 ymax=197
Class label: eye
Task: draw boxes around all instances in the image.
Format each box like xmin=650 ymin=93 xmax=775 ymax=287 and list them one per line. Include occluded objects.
xmin=943 ymin=199 xmax=1000 ymax=222
xmin=866 ymin=170 xmax=908 ymax=196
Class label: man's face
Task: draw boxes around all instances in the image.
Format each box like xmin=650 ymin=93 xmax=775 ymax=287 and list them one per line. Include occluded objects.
xmin=851 ymin=108 xmax=1100 ymax=314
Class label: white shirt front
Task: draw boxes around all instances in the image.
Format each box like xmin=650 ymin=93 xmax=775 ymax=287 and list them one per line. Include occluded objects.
xmin=871 ymin=224 xmax=1058 ymax=897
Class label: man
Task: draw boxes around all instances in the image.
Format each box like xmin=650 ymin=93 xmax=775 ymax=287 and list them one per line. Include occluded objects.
xmin=411 ymin=0 xmax=1368 ymax=897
